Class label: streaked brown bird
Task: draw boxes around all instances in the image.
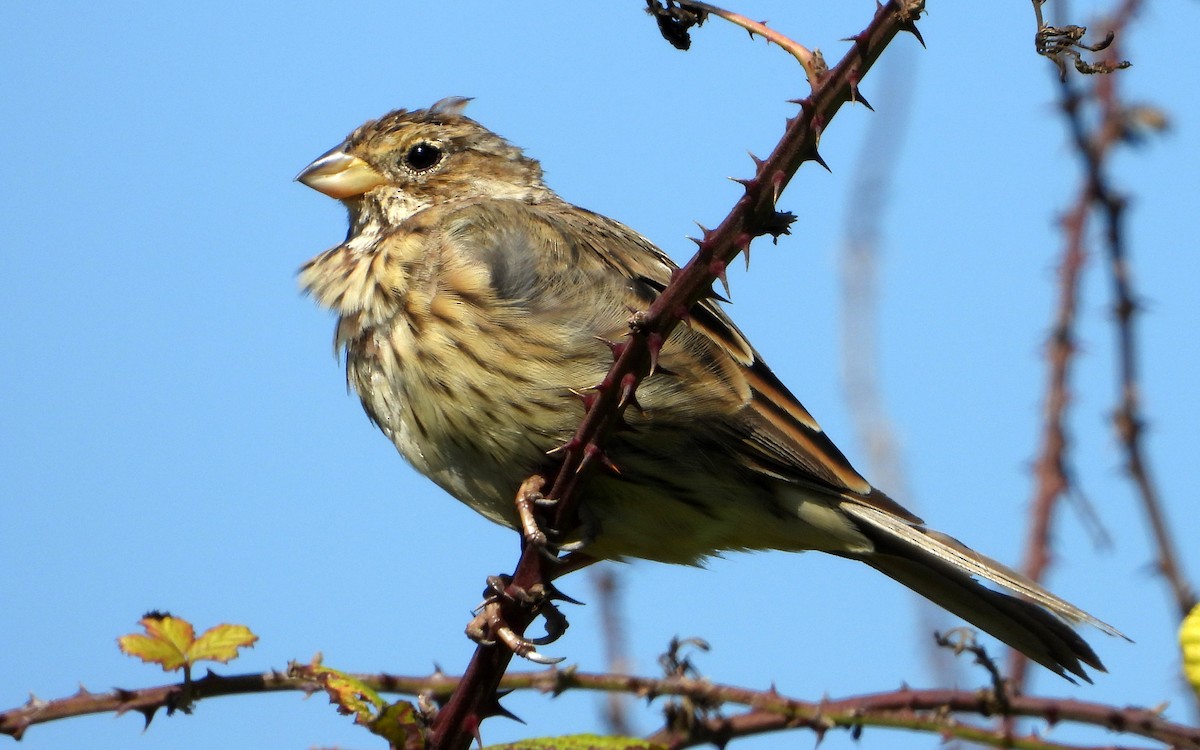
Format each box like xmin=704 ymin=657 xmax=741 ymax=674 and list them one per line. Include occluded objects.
xmin=297 ymin=97 xmax=1120 ymax=681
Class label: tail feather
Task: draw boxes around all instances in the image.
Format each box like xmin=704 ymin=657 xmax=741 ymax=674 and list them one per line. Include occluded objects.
xmin=840 ymin=501 xmax=1124 ymax=682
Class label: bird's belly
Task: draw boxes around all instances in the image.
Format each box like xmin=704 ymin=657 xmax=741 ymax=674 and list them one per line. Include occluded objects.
xmin=346 ymin=326 xmax=584 ymax=528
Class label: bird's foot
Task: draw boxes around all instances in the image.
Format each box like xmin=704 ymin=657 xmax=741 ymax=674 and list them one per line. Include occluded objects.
xmin=466 ymin=575 xmax=570 ymax=665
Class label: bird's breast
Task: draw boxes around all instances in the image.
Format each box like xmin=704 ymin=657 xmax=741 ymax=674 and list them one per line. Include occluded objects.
xmin=341 ymin=291 xmax=603 ymax=526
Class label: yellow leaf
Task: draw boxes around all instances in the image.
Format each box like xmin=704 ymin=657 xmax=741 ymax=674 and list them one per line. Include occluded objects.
xmin=188 ymin=623 xmax=258 ymax=664
xmin=1181 ymin=602 xmax=1200 ymax=693
xmin=118 ymin=614 xmax=196 ymax=671
xmin=117 ymin=614 xmax=257 ymax=673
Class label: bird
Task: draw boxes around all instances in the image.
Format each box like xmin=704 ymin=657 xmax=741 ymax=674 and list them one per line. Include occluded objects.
xmin=296 ymin=97 xmax=1120 ymax=681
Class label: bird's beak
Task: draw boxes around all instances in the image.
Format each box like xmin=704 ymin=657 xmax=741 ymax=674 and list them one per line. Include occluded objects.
xmin=296 ymin=147 xmax=386 ymax=199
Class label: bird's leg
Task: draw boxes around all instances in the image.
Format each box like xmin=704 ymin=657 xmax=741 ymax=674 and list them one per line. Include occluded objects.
xmin=514 ymin=475 xmax=552 ymax=552
xmin=515 ymin=474 xmax=595 ymax=559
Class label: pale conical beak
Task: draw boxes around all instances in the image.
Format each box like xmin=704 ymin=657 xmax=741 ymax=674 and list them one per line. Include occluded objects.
xmin=296 ymin=147 xmax=386 ymax=199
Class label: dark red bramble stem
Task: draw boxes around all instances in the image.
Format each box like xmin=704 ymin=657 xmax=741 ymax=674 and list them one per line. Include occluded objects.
xmin=427 ymin=2 xmax=926 ymax=748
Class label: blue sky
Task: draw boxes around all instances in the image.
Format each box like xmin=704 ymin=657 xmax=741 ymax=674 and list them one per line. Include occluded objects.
xmin=3 ymin=2 xmax=1198 ymax=749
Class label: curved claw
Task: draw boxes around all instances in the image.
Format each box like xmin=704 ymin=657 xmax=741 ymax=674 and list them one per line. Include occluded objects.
xmin=497 ymin=625 xmax=566 ymax=665
xmin=522 ymin=648 xmax=566 ymax=666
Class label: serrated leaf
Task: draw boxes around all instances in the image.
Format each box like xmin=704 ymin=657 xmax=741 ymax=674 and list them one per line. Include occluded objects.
xmin=117 ymin=615 xmax=257 ymax=673
xmin=118 ymin=615 xmax=197 ymax=671
xmin=483 ymin=735 xmax=666 ymax=750
xmin=188 ymin=623 xmax=258 ymax=664
xmin=1181 ymin=602 xmax=1200 ymax=693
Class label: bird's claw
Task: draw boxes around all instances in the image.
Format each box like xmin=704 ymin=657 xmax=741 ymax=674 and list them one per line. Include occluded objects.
xmin=466 ymin=574 xmax=571 ymax=664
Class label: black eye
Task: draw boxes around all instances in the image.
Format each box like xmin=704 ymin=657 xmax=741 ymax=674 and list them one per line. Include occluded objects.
xmin=403 ymin=142 xmax=443 ymax=171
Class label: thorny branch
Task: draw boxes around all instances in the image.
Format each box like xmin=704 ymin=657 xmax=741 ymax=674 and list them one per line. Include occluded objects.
xmin=6 ymin=665 xmax=1200 ymax=750
xmin=1090 ymin=24 xmax=1196 ymax=624
xmin=426 ymin=2 xmax=926 ymax=748
xmin=649 ymin=0 xmax=830 ymax=88
xmin=1011 ymin=0 xmax=1194 ymax=703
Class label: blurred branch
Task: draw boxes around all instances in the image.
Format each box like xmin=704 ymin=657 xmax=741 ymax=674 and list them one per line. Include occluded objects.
xmin=425 ymin=3 xmax=926 ymax=748
xmin=7 ymin=665 xmax=1200 ymax=749
xmin=835 ymin=43 xmax=964 ymax=686
xmin=1091 ymin=25 xmax=1197 ymax=623
xmin=1011 ymin=0 xmax=1196 ymax=701
xmin=591 ymin=565 xmax=635 ymax=735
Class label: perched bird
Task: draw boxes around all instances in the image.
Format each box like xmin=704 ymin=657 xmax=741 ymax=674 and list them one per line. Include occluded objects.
xmin=297 ymin=97 xmax=1119 ymax=681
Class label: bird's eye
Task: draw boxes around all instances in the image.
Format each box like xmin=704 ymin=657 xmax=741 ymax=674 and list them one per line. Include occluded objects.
xmin=403 ymin=142 xmax=443 ymax=171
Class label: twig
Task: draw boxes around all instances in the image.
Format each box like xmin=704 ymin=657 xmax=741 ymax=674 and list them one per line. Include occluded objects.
xmin=1092 ymin=25 xmax=1197 ymax=622
xmin=591 ymin=565 xmax=634 ymax=734
xmin=832 ymin=41 xmax=962 ymax=687
xmin=8 ymin=667 xmax=1200 ymax=749
xmin=671 ymin=0 xmax=828 ymax=87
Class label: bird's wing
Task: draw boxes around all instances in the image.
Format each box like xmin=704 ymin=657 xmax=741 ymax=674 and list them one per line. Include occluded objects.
xmin=542 ymin=202 xmax=924 ymax=523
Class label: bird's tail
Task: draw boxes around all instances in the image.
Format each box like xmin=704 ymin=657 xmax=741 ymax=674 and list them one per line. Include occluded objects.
xmin=839 ymin=500 xmax=1125 ymax=683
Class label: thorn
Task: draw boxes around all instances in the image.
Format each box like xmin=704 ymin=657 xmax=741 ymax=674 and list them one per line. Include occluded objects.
xmin=694 ymin=223 xmax=715 ymax=241
xmin=568 ymin=387 xmax=597 ymax=411
xmin=748 ymin=151 xmax=765 ymax=169
xmin=645 ymin=331 xmax=664 ymax=375
xmin=465 ymin=713 xmax=484 ymax=749
xmin=545 ymin=582 xmax=585 ymax=605
xmin=807 ymin=148 xmax=831 ymax=172
xmin=617 ymin=372 xmax=641 ymax=411
xmin=113 ymin=687 xmax=138 ymax=705
xmin=710 ymin=259 xmax=730 ymax=298
xmin=729 ymin=175 xmax=754 ymax=189
xmin=842 ymin=32 xmax=870 ymax=60
xmin=789 ymin=96 xmax=815 ymax=114
xmin=137 ymin=706 xmax=158 ymax=729
xmin=771 ymin=169 xmax=787 ymax=203
xmin=849 ymin=79 xmax=874 ymax=110
xmin=545 ymin=436 xmax=580 ymax=456
xmin=595 ymin=336 xmax=627 ymax=360
xmin=811 ymin=112 xmax=828 ymax=136
xmin=901 ymin=19 xmax=925 ymax=47
xmin=581 ymin=443 xmax=621 ymax=475
xmin=483 ymin=692 xmax=526 ymax=723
